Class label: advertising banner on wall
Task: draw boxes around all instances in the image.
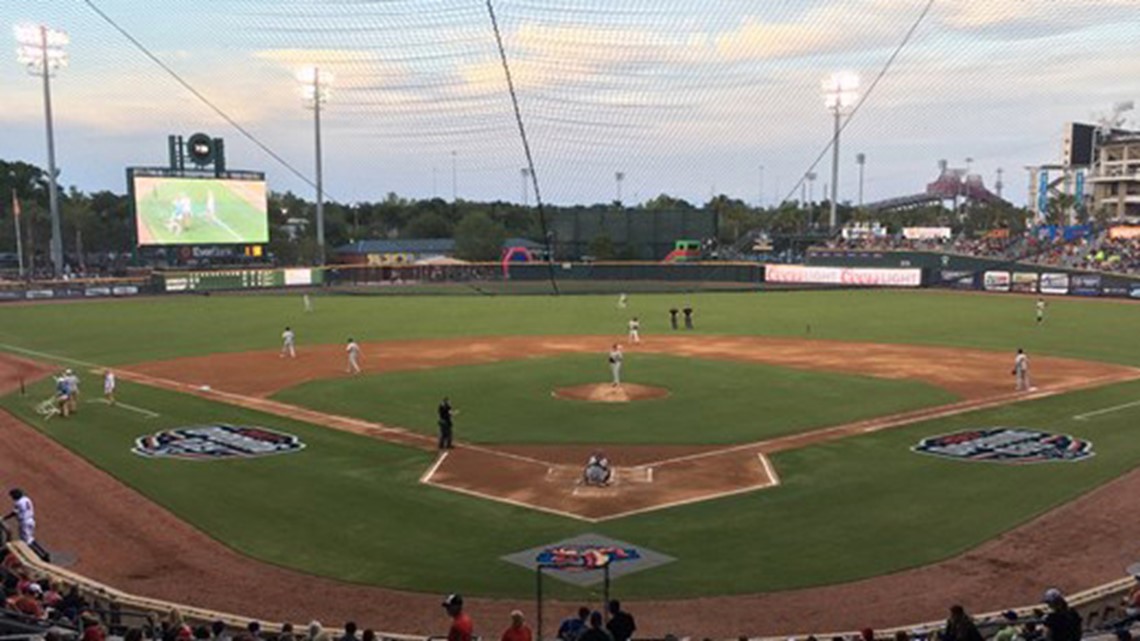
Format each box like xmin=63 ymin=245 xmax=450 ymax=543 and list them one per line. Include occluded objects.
xmin=1011 ymin=272 xmax=1039 ymax=293
xmin=765 ymin=265 xmax=922 ymax=287
xmin=1070 ymin=274 xmax=1102 ymax=296
xmin=939 ymin=270 xmax=976 ymax=290
xmin=1109 ymin=226 xmax=1140 ymax=240
xmin=1039 ymin=273 xmax=1070 ymax=295
xmin=1037 ymin=170 xmax=1049 ymax=216
xmin=983 ymin=271 xmax=1011 ymax=292
xmin=902 ymin=227 xmax=952 ymax=240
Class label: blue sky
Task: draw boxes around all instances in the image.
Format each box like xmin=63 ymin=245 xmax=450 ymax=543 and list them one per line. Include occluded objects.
xmin=2 ymin=0 xmax=1138 ymax=207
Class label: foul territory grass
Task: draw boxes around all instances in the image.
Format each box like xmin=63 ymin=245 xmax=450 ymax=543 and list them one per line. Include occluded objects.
xmin=3 ymin=377 xmax=1140 ymax=599
xmin=272 ymin=354 xmax=957 ymax=444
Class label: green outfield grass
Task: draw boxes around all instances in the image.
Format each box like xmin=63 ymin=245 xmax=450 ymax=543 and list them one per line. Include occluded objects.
xmin=2 ymin=375 xmax=1139 ymax=598
xmin=0 ymin=290 xmax=1137 ymax=367
xmin=1 ymin=290 xmax=1139 ymax=598
xmin=273 ymin=353 xmax=957 ymax=444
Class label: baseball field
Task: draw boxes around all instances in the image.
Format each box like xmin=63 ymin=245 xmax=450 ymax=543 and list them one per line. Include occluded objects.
xmin=1 ymin=289 xmax=1139 ymax=634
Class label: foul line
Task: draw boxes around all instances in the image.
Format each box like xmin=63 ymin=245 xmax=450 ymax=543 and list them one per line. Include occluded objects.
xmin=0 ymin=344 xmax=100 ymax=369
xmin=419 ymin=451 xmax=449 ymax=483
xmin=87 ymin=398 xmax=160 ymax=419
xmin=1074 ymin=399 xmax=1140 ymax=421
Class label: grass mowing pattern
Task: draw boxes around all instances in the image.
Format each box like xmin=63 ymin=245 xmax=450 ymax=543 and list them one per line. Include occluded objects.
xmin=3 ymin=376 xmax=1140 ymax=598
xmin=273 ymin=354 xmax=958 ymax=445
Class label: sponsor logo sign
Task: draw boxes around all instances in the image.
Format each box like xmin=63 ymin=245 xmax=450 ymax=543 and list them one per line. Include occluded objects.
xmin=535 ymin=545 xmax=641 ymax=571
xmin=283 ymin=268 xmax=313 ymax=286
xmin=939 ymin=270 xmax=975 ymax=290
xmin=1070 ymin=274 xmax=1101 ymax=296
xmin=983 ymin=271 xmax=1011 ymax=292
xmin=85 ymin=287 xmax=112 ymax=298
xmin=1011 ymin=272 xmax=1038 ymax=293
xmin=902 ymin=226 xmax=952 ymax=240
xmin=1039 ymin=273 xmax=1069 ymax=295
xmin=112 ymin=285 xmax=139 ymax=296
xmin=1131 ymin=285 xmax=1140 ymax=299
xmin=133 ymin=424 xmax=305 ymax=460
xmin=1109 ymin=226 xmax=1140 ymax=240
xmin=765 ymin=265 xmax=921 ymax=287
xmin=913 ymin=428 xmax=1093 ymax=464
xmin=164 ymin=277 xmax=190 ymax=292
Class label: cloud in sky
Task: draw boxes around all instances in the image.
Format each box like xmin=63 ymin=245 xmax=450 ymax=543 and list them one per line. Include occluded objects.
xmin=1 ymin=0 xmax=1137 ymax=206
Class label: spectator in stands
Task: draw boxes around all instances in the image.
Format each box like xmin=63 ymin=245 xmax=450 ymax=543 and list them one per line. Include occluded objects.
xmin=339 ymin=622 xmax=358 ymax=641
xmin=1042 ymin=589 xmax=1082 ymax=641
xmin=125 ymin=628 xmax=145 ymax=641
xmin=248 ymin=621 xmax=263 ymax=640
xmin=211 ymin=621 xmax=230 ymax=641
xmin=501 ymin=610 xmax=533 ymax=641
xmin=361 ymin=629 xmax=376 ymax=641
xmin=167 ymin=609 xmax=193 ymax=641
xmin=558 ymin=607 xmax=590 ymax=641
xmin=943 ymin=605 xmax=984 ymax=641
xmin=605 ymin=601 xmax=636 ymax=641
xmin=994 ymin=611 xmax=1022 ymax=641
xmin=578 ymin=612 xmax=612 ymax=641
xmin=443 ymin=593 xmax=473 ymax=641
xmin=279 ymin=624 xmax=296 ymax=641
xmin=307 ymin=622 xmax=323 ymax=641
xmin=893 ymin=632 xmax=909 ymax=641
xmin=860 ymin=629 xmax=875 ymax=641
xmin=1123 ymin=575 xmax=1140 ymax=620
xmin=194 ymin=627 xmax=211 ymax=640
xmin=82 ymin=612 xmax=107 ymax=641
xmin=10 ymin=582 xmax=44 ymax=618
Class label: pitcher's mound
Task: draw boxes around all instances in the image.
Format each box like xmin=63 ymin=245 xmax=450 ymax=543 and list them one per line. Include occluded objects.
xmin=552 ymin=383 xmax=670 ymax=403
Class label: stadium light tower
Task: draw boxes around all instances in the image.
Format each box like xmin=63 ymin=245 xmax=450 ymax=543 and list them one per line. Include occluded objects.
xmin=822 ymin=71 xmax=859 ymax=230
xmin=615 ymin=171 xmax=625 ymax=206
xmin=856 ymin=153 xmax=866 ymax=207
xmin=298 ymin=65 xmax=332 ymax=266
xmin=15 ymin=24 xmax=68 ymax=277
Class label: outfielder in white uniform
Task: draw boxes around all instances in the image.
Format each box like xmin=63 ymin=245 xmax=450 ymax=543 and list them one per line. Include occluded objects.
xmin=103 ymin=370 xmax=116 ymax=406
xmin=617 ymin=293 xmax=628 ymax=309
xmin=1036 ymin=298 xmax=1046 ymax=324
xmin=1013 ymin=348 xmax=1031 ymax=391
xmin=628 ymin=317 xmax=641 ymax=344
xmin=346 ymin=338 xmax=362 ymax=374
xmin=609 ymin=344 xmax=623 ymax=387
xmin=281 ymin=327 xmax=297 ymax=358
xmin=303 ymin=294 xmax=313 ymax=313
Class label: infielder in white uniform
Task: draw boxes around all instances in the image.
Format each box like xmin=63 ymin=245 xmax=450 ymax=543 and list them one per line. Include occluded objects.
xmin=4 ymin=488 xmax=48 ymax=560
xmin=346 ymin=338 xmax=362 ymax=374
xmin=281 ymin=327 xmax=297 ymax=358
xmin=63 ymin=369 xmax=79 ymax=415
xmin=609 ymin=344 xmax=623 ymax=386
xmin=103 ymin=370 xmax=116 ymax=406
xmin=628 ymin=317 xmax=641 ymax=344
xmin=1012 ymin=348 xmax=1031 ymax=391
xmin=1036 ymin=297 xmax=1047 ymax=324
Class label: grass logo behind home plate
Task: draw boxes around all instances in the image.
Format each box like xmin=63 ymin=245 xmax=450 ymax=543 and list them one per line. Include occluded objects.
xmin=913 ymin=428 xmax=1093 ymax=464
xmin=133 ymin=424 xmax=305 ymax=460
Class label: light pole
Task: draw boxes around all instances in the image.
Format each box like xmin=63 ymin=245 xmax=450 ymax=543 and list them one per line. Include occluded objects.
xmin=758 ymin=164 xmax=765 ymax=208
xmin=822 ymin=71 xmax=859 ymax=231
xmin=805 ymin=171 xmax=817 ymax=228
xmin=451 ymin=151 xmax=457 ymax=203
xmin=15 ymin=24 xmax=68 ymax=277
xmin=615 ymin=171 xmax=625 ymax=207
xmin=298 ymin=65 xmax=332 ymax=266
xmin=856 ymin=153 xmax=866 ymax=207
xmin=520 ymin=168 xmax=530 ymax=205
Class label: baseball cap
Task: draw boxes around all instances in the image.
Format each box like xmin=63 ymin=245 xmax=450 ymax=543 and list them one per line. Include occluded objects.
xmin=1042 ymin=588 xmax=1064 ymax=603
xmin=442 ymin=594 xmax=463 ymax=608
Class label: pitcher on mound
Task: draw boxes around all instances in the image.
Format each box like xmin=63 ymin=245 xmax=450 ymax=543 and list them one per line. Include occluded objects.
xmin=609 ymin=344 xmax=623 ymax=387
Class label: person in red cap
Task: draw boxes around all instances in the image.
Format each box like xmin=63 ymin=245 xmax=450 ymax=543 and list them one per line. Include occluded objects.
xmin=443 ymin=594 xmax=473 ymax=641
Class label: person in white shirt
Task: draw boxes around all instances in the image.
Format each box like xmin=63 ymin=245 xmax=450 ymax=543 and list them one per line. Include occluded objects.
xmin=346 ymin=338 xmax=362 ymax=374
xmin=1012 ymin=348 xmax=1031 ymax=391
xmin=103 ymin=370 xmax=116 ymax=406
xmin=4 ymin=488 xmax=49 ymax=561
xmin=1035 ymin=298 xmax=1047 ymax=324
xmin=608 ymin=344 xmax=623 ymax=387
xmin=303 ymin=294 xmax=313 ymax=313
xmin=617 ymin=293 xmax=628 ymax=309
xmin=627 ymin=317 xmax=641 ymax=344
xmin=281 ymin=327 xmax=296 ymax=358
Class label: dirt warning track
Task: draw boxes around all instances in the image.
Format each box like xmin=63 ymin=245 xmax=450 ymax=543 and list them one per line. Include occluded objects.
xmin=119 ymin=335 xmax=1140 ymax=521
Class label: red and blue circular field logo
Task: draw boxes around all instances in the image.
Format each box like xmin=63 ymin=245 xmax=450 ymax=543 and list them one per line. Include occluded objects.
xmin=133 ymin=424 xmax=306 ymax=460
xmin=536 ymin=545 xmax=641 ymax=571
xmin=913 ymin=428 xmax=1093 ymax=464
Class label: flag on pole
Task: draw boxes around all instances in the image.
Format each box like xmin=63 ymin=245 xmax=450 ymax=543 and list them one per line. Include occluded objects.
xmin=10 ymin=189 xmax=19 ymax=220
